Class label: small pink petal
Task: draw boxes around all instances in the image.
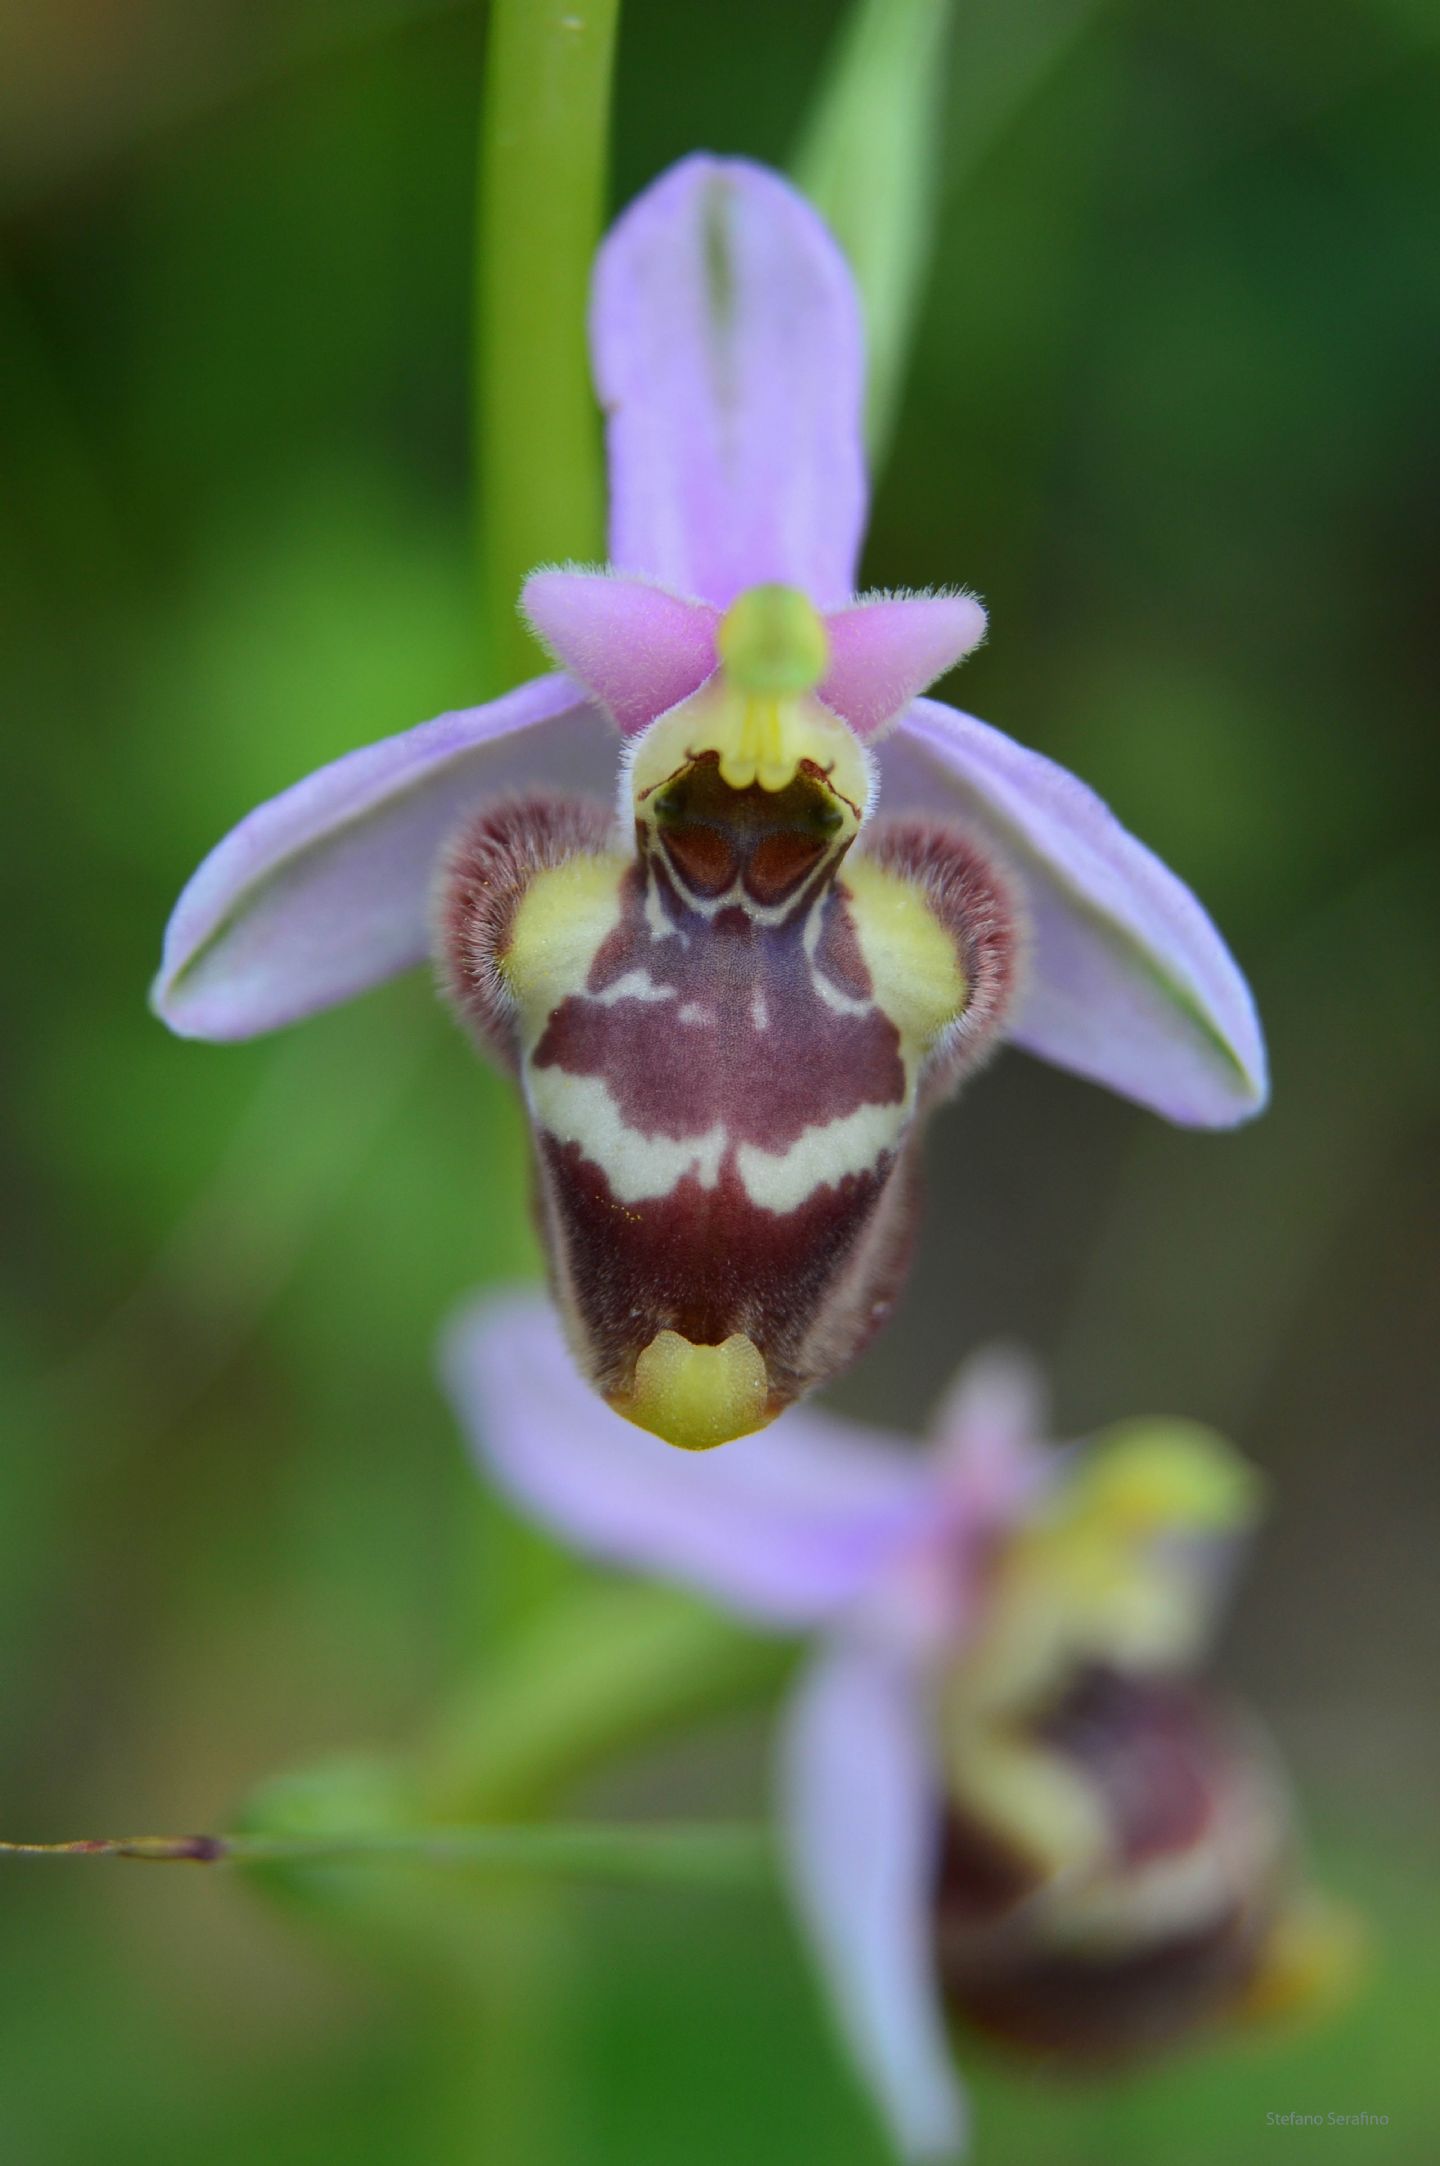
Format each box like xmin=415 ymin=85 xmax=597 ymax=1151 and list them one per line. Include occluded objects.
xmin=522 ymin=569 xmax=719 ymax=736
xmin=821 ymin=593 xmax=987 ymax=739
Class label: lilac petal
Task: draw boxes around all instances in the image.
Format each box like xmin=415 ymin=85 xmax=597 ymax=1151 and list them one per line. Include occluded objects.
xmin=440 ymin=1291 xmax=931 ymax=1628
xmin=522 ymin=569 xmax=719 ymax=736
xmin=878 ymin=700 xmax=1268 ymax=1126
xmin=593 ymin=155 xmax=867 ymax=609
xmin=781 ymin=1640 xmax=965 ymax=2161
xmin=821 ymin=593 xmax=987 ymax=739
xmin=153 ymin=675 xmax=607 ymax=1041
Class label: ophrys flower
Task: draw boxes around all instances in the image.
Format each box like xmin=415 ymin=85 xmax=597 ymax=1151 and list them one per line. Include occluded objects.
xmin=154 ymin=158 xmax=1266 ymax=1447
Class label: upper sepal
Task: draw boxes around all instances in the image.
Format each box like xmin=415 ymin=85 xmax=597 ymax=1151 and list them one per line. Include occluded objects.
xmin=593 ymin=156 xmax=868 ymax=608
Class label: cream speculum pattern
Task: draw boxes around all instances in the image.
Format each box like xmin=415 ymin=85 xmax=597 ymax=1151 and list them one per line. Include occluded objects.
xmin=440 ymin=588 xmax=1020 ymax=1449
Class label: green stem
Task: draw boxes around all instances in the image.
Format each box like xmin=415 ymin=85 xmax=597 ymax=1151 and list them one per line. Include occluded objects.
xmin=0 ymin=1821 xmax=773 ymax=1889
xmin=474 ymin=0 xmax=621 ymax=693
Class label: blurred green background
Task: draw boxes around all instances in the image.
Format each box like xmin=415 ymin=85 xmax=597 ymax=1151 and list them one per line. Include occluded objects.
xmin=2 ymin=0 xmax=1438 ymax=2158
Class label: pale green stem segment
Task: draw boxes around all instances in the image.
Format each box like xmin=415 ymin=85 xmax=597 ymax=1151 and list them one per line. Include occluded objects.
xmin=419 ymin=1580 xmax=789 ymax=1821
xmin=794 ymin=0 xmax=956 ymax=462
xmin=474 ymin=0 xmax=621 ymax=693
xmin=0 ymin=1822 xmax=773 ymax=1888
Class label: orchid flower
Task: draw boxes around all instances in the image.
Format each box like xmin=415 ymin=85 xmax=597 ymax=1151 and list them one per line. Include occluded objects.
xmin=154 ymin=155 xmax=1266 ymax=1450
xmin=443 ymin=1291 xmax=1355 ymax=2162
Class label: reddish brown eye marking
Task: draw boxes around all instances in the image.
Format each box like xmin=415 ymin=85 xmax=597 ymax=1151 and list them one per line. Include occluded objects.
xmin=746 ymin=830 xmax=828 ymax=906
xmin=647 ymin=754 xmax=845 ymax=914
xmin=658 ymin=821 xmax=739 ymax=896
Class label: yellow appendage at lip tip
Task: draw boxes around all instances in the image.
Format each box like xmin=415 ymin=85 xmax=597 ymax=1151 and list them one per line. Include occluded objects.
xmin=1233 ymin=1891 xmax=1370 ymax=2033
xmin=620 ymin=1329 xmax=771 ymax=1451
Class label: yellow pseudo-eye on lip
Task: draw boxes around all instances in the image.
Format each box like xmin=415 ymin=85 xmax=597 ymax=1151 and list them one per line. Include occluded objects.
xmin=629 ymin=584 xmax=870 ymax=813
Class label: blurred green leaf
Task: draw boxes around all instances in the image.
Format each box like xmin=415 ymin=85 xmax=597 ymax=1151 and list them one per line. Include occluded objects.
xmin=420 ymin=1579 xmax=788 ymax=1820
xmin=793 ymin=0 xmax=955 ymax=460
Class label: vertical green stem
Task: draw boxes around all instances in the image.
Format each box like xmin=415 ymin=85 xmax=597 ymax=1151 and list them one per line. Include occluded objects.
xmin=465 ymin=28 xmax=622 ymax=2152
xmin=474 ymin=0 xmax=621 ymax=694
xmin=468 ymin=0 xmax=622 ymax=1639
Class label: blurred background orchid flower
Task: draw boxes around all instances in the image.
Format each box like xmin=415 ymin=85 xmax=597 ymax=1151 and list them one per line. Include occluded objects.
xmin=151 ymin=153 xmax=1264 ymax=1451
xmin=444 ymin=1290 xmax=1358 ymax=2162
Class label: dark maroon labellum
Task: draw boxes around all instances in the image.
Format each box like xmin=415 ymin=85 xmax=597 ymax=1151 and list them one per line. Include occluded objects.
xmin=438 ymin=782 xmax=1019 ymax=1445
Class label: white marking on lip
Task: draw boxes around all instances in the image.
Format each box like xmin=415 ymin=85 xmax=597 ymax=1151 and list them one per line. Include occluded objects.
xmin=652 ymin=846 xmax=839 ymax=929
xmin=750 ymin=987 xmax=769 ymax=1030
xmin=677 ymin=1001 xmax=710 ymax=1026
xmin=527 ymin=1067 xmax=726 ymax=1203
xmin=643 ymin=879 xmax=688 ymax=944
xmin=591 ymin=969 xmax=675 ymax=1007
xmin=735 ymin=1098 xmax=904 ymax=1213
xmin=803 ymin=895 xmax=871 ymax=1017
